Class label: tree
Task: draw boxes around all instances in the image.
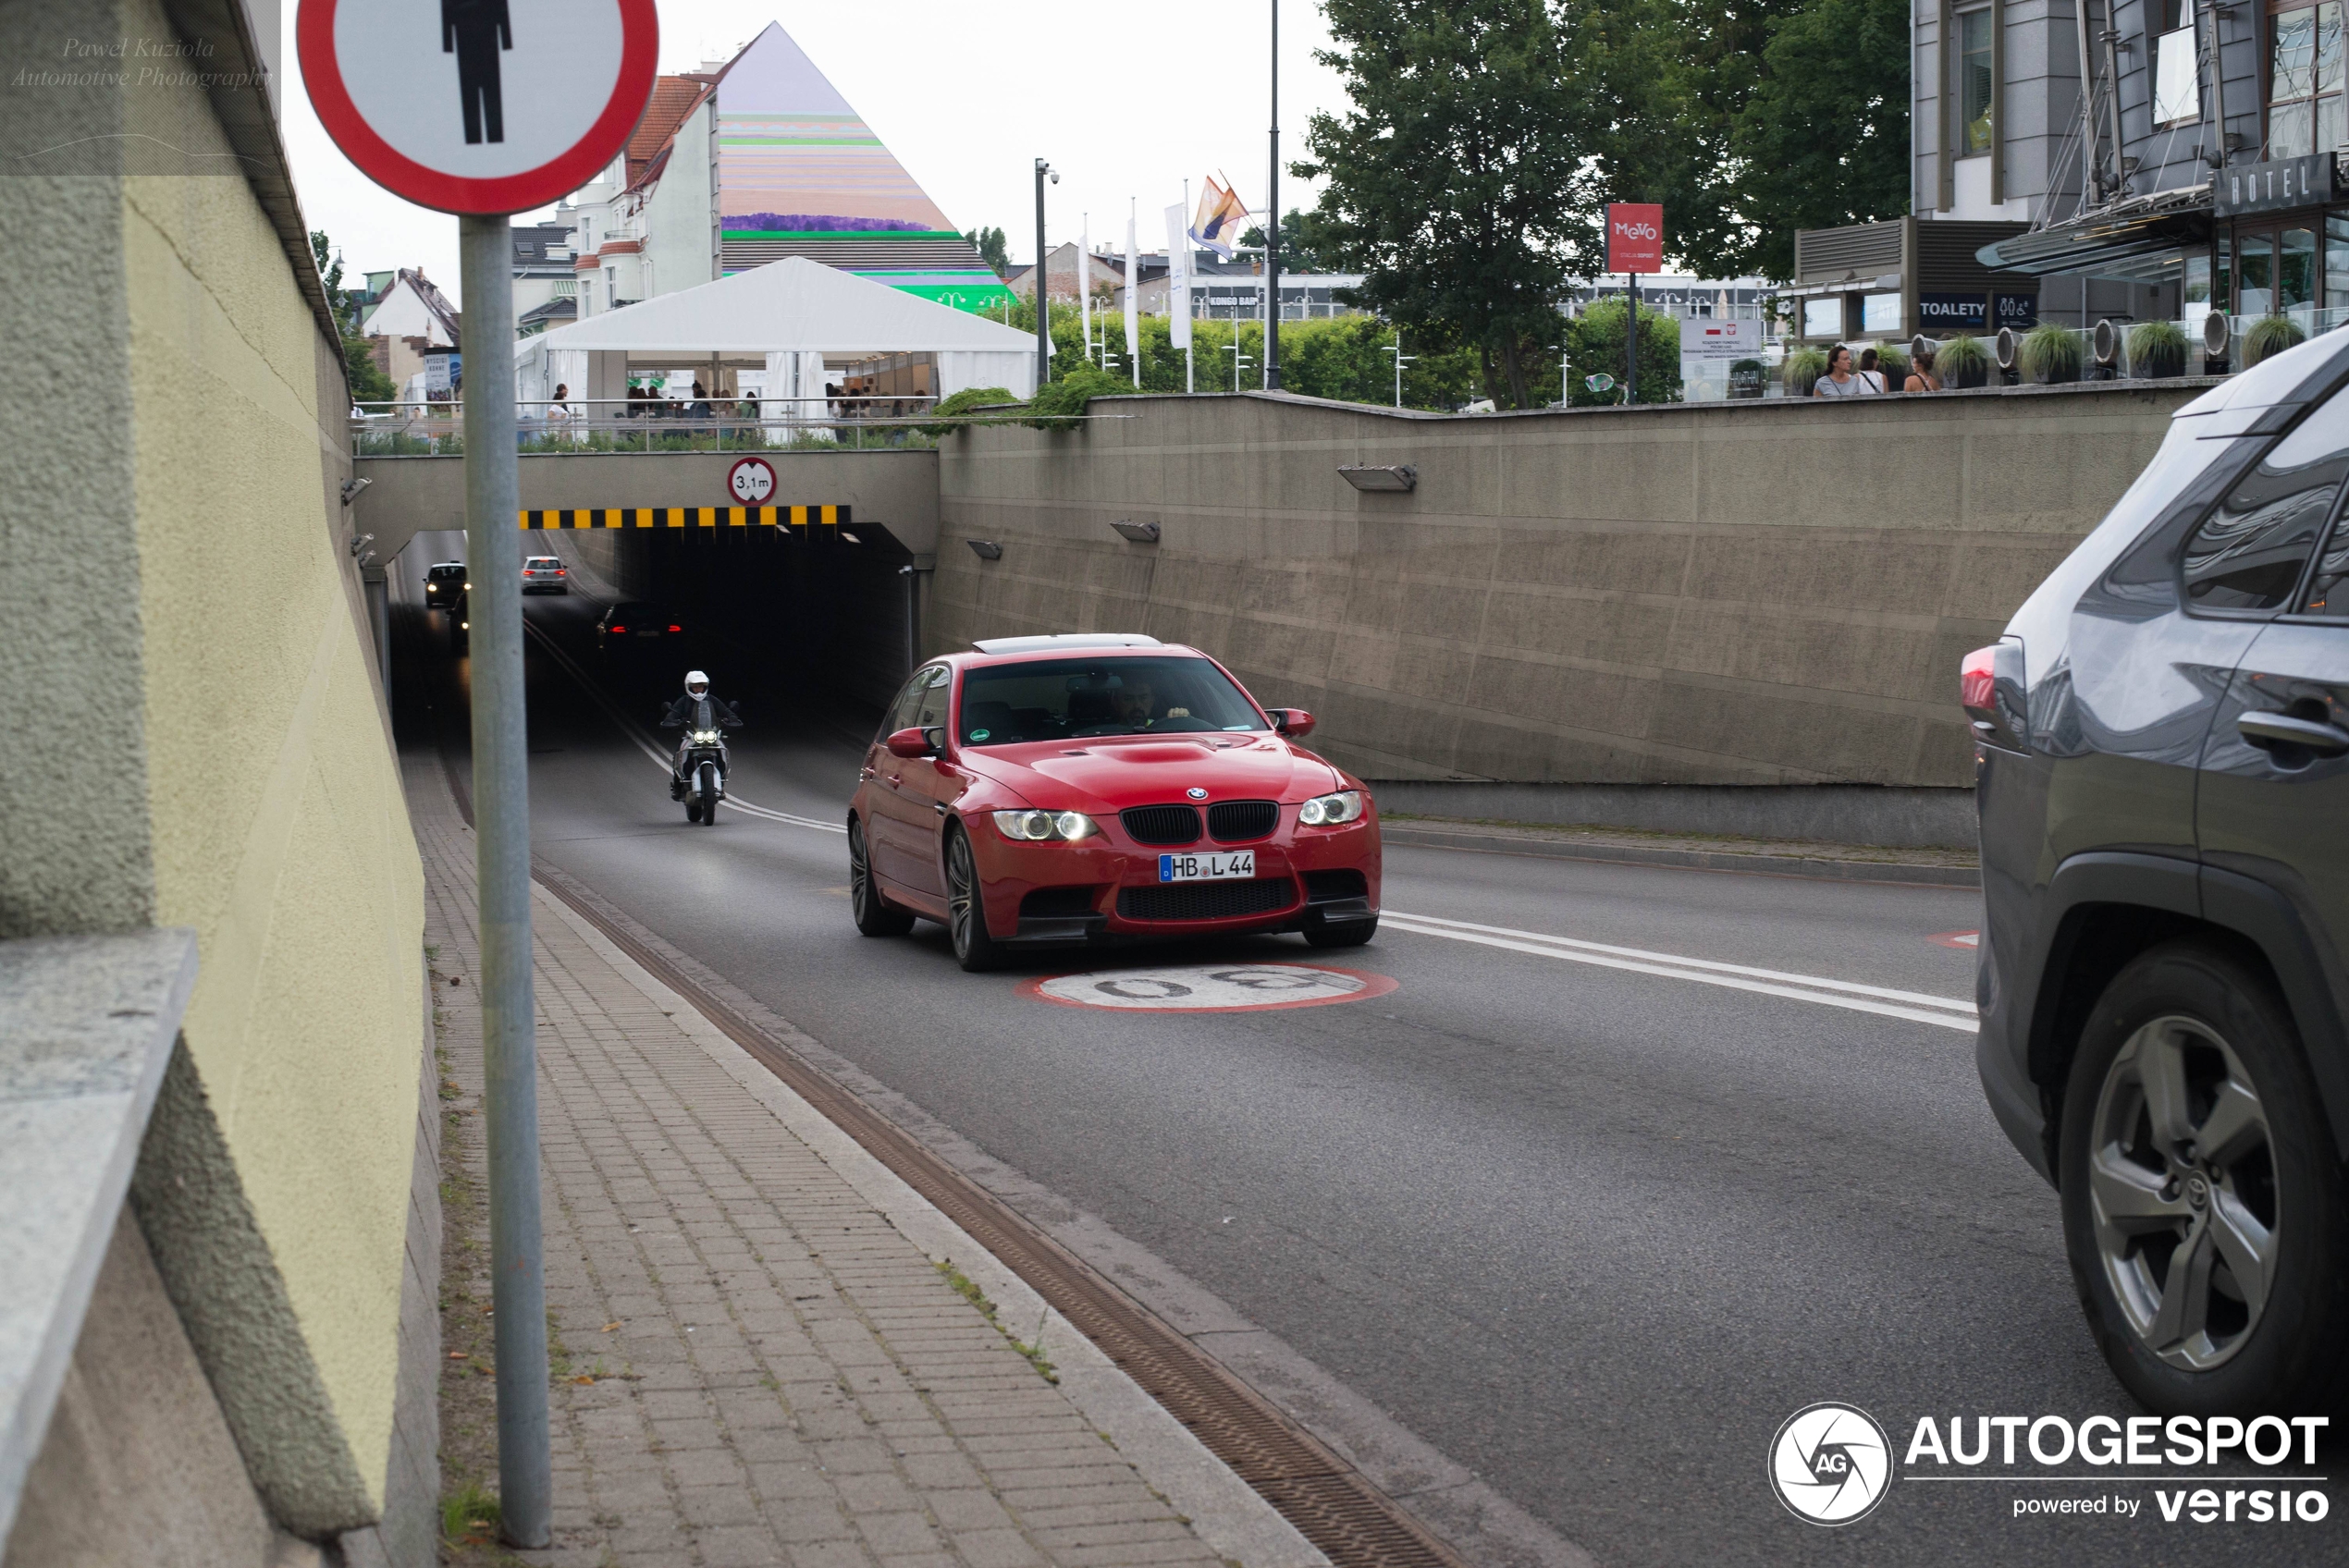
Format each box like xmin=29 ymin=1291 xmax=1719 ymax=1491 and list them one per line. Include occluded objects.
xmin=1585 ymin=0 xmax=1907 ymax=282
xmin=964 ymin=226 xmax=1011 ymax=276
xmin=1563 ymin=299 xmax=1680 ymax=406
xmin=310 ymin=230 xmax=398 ymax=403
xmin=1298 ymin=0 xmax=1599 ymax=408
xmin=1237 ymin=210 xmax=1345 ymax=275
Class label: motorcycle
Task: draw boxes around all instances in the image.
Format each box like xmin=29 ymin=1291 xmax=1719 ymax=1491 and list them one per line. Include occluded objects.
xmin=674 ymin=727 xmax=727 ymax=825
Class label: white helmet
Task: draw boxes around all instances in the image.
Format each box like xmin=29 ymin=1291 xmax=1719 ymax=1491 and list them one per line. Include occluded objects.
xmin=684 ymin=670 xmax=709 ymax=697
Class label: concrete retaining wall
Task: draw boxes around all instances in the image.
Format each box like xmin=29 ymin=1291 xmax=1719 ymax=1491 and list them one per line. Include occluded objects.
xmin=929 ymin=384 xmax=2200 ymax=831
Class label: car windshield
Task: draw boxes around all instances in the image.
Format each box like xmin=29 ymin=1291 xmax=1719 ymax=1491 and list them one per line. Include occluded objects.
xmin=958 ymin=656 xmax=1264 ymax=745
xmin=526 ymin=557 xmax=560 ymax=569
xmin=609 ymin=603 xmax=659 ymax=622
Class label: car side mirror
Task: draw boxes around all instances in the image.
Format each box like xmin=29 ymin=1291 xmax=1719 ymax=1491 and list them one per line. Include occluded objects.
xmin=1271 ymin=708 xmax=1316 ymax=739
xmin=885 ymin=727 xmax=935 ymax=758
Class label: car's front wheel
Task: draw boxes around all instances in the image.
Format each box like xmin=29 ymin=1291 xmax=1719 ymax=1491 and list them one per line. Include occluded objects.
xmin=944 ymin=827 xmax=1005 ymax=972
xmin=2060 ymin=939 xmax=2349 ymax=1415
xmin=849 ymin=818 xmax=914 ymax=937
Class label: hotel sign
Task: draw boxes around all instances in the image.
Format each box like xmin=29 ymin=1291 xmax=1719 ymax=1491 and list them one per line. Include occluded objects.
xmin=2215 ymin=154 xmax=2342 ymax=216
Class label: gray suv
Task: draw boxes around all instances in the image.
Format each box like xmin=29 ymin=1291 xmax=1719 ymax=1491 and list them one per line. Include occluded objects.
xmin=1972 ymin=334 xmax=2349 ymax=1417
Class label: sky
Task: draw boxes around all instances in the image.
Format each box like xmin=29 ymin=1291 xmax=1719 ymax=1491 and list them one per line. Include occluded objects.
xmin=282 ymin=1 xmax=1354 ymax=309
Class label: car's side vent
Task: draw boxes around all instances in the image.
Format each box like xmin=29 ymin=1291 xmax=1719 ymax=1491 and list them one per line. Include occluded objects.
xmin=1206 ymin=801 xmax=1279 ymax=842
xmin=1120 ymin=805 xmax=1202 ymax=846
xmin=1019 ymin=886 xmax=1102 ymax=919
xmin=1303 ymin=868 xmax=1369 ymax=903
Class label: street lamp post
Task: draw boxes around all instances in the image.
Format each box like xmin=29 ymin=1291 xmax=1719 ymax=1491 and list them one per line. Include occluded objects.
xmin=1383 ymin=332 xmax=1415 ymax=408
xmin=1264 ymin=0 xmax=1281 ymax=390
xmin=1034 ymin=159 xmax=1057 ymax=389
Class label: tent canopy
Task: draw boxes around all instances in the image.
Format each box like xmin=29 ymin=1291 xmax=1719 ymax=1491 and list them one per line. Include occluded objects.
xmin=532 ymin=255 xmax=1032 ymax=358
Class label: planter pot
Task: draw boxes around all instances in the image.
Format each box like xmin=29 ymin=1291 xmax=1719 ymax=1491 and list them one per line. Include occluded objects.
xmin=2033 ymin=364 xmax=2081 ymax=385
xmin=1945 ymin=364 xmax=1989 ymax=389
xmin=2134 ymin=347 xmax=2186 ymax=379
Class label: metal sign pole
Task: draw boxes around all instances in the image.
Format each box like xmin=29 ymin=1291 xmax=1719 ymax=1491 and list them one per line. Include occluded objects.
xmin=460 ymin=211 xmax=551 ymax=1550
xmin=1627 ymin=272 xmax=1640 ymax=406
xmin=1034 ymin=160 xmax=1052 ymax=388
xmin=1264 ymin=0 xmax=1280 ymax=390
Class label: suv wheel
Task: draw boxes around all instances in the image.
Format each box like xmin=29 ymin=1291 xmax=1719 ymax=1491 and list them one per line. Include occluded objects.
xmin=2060 ymin=939 xmax=2349 ymax=1415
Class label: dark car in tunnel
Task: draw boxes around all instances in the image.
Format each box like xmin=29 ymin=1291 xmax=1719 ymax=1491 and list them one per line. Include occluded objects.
xmin=846 ymin=634 xmax=1381 ymax=972
xmin=596 ymin=602 xmax=682 ymax=654
xmin=424 ymin=560 xmax=467 ymax=608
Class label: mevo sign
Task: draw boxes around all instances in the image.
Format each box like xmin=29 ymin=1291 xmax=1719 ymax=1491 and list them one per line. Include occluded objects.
xmin=1607 ymin=203 xmax=1665 ymax=274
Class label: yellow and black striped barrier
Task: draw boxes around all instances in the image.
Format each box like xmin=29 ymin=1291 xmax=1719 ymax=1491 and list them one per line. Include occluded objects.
xmin=517 ymin=505 xmax=850 ymax=530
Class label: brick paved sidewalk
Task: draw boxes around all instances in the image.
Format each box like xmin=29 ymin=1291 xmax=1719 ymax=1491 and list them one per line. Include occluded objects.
xmin=413 ymin=760 xmax=1308 ymax=1568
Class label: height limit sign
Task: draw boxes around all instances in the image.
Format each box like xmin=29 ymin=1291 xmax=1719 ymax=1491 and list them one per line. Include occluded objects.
xmin=299 ymin=0 xmax=659 ymax=214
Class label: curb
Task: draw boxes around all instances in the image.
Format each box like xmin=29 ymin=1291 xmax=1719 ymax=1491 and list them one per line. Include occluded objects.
xmin=1380 ymin=825 xmax=1982 ymax=888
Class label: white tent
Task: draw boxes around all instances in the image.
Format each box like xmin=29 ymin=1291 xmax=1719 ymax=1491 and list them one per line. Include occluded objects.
xmin=515 ymin=256 xmax=1036 ymax=417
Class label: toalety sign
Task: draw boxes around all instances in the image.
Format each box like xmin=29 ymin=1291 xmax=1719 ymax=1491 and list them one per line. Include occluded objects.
xmin=1771 ymin=1404 xmax=2332 ymax=1529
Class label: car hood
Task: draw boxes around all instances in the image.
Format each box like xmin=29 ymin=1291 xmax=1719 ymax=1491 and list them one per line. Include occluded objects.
xmin=958 ymin=735 xmax=1339 ymax=810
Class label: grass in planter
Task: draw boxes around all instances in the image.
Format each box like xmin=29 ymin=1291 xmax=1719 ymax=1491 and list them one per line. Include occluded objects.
xmin=2021 ymin=324 xmax=2084 ymax=382
xmin=1935 ymin=333 xmax=1989 ymax=384
xmin=1784 ymin=348 xmax=1827 ymax=396
xmin=2127 ymin=319 xmax=2190 ymax=376
xmin=2244 ymin=313 xmax=2307 ymax=365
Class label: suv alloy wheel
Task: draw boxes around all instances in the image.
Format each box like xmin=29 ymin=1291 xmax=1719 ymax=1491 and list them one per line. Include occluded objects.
xmin=2060 ymin=940 xmax=2349 ymax=1414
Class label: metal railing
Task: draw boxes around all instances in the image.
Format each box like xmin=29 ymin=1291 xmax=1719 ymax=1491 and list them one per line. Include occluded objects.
xmin=351 ymin=395 xmax=957 ymax=456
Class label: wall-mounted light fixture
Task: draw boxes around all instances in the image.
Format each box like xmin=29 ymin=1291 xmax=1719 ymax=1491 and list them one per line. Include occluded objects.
xmin=966 ymin=539 xmax=1004 ymax=560
xmin=1109 ymin=520 xmax=1161 ymax=544
xmin=340 ymin=476 xmax=372 ymax=506
xmin=1338 ymin=464 xmax=1417 ymax=493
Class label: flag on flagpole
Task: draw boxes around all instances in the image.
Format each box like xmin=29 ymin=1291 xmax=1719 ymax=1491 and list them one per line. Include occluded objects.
xmin=1125 ymin=203 xmax=1140 ymax=386
xmin=1076 ymin=215 xmax=1092 ymax=367
xmin=1164 ymin=202 xmax=1191 ymax=351
xmin=1190 ymin=176 xmax=1247 ymax=260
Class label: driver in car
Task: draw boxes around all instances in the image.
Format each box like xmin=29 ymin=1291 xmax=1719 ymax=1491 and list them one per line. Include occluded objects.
xmin=1111 ymin=678 xmax=1159 ymax=730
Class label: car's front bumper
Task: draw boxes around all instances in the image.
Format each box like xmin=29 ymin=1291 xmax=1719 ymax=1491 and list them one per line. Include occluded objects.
xmin=975 ymin=815 xmax=1382 ymax=944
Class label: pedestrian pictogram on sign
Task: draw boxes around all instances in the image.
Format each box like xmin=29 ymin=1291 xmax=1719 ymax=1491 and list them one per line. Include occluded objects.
xmin=298 ymin=0 xmax=659 ymax=214
xmin=727 ymin=457 xmax=778 ymax=507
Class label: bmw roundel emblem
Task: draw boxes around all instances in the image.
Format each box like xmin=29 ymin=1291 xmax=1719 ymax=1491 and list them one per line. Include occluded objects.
xmin=1186 ymin=787 xmax=1209 ymax=800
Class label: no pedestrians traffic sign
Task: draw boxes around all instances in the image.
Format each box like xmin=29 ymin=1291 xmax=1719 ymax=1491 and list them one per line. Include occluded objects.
xmin=298 ymin=0 xmax=659 ymax=215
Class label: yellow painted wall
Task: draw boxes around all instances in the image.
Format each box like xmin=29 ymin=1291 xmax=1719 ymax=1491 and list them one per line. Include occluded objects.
xmin=124 ymin=156 xmax=425 ymax=1513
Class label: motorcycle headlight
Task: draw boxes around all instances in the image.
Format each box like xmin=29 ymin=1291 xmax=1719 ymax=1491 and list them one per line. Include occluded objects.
xmin=991 ymin=809 xmax=1098 ymax=842
xmin=691 ymin=729 xmax=721 ymax=744
xmin=1297 ymin=790 xmax=1364 ymax=827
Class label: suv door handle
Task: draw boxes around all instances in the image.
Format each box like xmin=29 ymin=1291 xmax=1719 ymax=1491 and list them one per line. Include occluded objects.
xmin=2239 ymin=711 xmax=2349 ymax=756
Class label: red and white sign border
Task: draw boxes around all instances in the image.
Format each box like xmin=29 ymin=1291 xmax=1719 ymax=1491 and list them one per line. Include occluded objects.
xmin=1019 ymin=962 xmax=1397 ymax=1015
xmin=296 ymin=0 xmax=660 ymax=215
xmin=727 ymin=456 xmax=779 ymax=506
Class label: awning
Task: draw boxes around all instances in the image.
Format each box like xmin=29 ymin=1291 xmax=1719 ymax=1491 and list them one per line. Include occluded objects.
xmin=1975 ymin=186 xmax=2212 ymax=276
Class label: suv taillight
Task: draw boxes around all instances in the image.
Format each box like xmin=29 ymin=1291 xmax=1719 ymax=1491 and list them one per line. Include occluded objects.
xmin=1960 ymin=645 xmax=1998 ymax=715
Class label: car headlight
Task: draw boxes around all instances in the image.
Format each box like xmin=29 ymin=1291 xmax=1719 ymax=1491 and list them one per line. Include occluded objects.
xmin=1297 ymin=790 xmax=1364 ymax=826
xmin=992 ymin=809 xmax=1098 ymax=842
xmin=690 ymin=729 xmax=722 ymax=744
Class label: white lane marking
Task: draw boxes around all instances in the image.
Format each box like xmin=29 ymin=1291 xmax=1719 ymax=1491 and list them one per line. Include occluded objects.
xmin=522 ymin=617 xmax=847 ymax=834
xmin=1380 ymin=911 xmax=1978 ymax=1033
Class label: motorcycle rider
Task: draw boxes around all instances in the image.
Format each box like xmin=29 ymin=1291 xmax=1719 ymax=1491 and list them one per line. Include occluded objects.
xmin=660 ymin=670 xmax=742 ymax=799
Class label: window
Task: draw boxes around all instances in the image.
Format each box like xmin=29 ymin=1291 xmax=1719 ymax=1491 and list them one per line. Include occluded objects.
xmin=1862 ymin=293 xmax=1902 ymax=333
xmin=1803 ymin=297 xmax=1843 ymax=337
xmin=2269 ymin=1 xmax=2344 ymax=158
xmin=2183 ymin=401 xmax=2349 ymax=610
xmin=2302 ymin=505 xmax=2349 ymax=614
xmin=956 ymin=658 xmax=1267 ymax=746
xmin=2156 ymin=21 xmax=2202 ymax=125
xmin=2241 ymin=231 xmax=2276 ymax=314
xmin=2283 ymin=225 xmax=2320 ymax=311
xmin=1960 ymin=8 xmax=1996 ymax=155
xmin=2329 ymin=212 xmax=2349 ymax=306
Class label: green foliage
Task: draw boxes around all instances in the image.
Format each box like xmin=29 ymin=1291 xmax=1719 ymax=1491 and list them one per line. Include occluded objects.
xmin=2128 ymin=319 xmax=2189 ymax=375
xmin=1237 ymin=210 xmax=1347 ymax=275
xmin=964 ymin=226 xmax=1011 ymax=276
xmin=1564 ymin=299 xmax=1681 ymax=405
xmin=311 ymin=228 xmax=398 ymax=403
xmin=1935 ymin=332 xmax=1989 ymax=384
xmin=1783 ymin=347 xmax=1827 ymax=396
xmin=919 ymin=386 xmax=1022 ymax=435
xmin=440 ymin=1481 xmax=499 ymax=1544
xmin=2021 ymin=324 xmax=2083 ymax=382
xmin=2244 ymin=313 xmax=2307 ymax=366
xmin=1585 ymin=0 xmax=1909 ymax=282
xmin=1026 ymin=363 xmax=1132 ymax=431
xmin=1874 ymin=344 xmax=1910 ymax=386
xmin=1301 ymin=0 xmax=1598 ymax=408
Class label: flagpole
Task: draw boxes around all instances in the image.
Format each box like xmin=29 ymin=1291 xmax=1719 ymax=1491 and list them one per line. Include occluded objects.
xmin=1264 ymin=0 xmax=1280 ymax=390
xmin=1184 ymin=178 xmax=1194 ymax=394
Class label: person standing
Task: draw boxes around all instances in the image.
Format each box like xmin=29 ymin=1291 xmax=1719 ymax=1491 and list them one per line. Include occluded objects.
xmin=1812 ymin=345 xmax=1867 ymax=398
xmin=1904 ymin=349 xmax=1942 ymax=392
xmin=1855 ymin=349 xmax=1888 ymax=394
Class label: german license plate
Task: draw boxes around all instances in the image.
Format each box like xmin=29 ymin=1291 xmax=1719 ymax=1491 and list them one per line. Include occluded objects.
xmin=1159 ymin=851 xmax=1254 ymax=882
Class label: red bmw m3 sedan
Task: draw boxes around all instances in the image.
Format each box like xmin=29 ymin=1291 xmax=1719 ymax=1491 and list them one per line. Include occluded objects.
xmin=846 ymin=634 xmax=1381 ymax=971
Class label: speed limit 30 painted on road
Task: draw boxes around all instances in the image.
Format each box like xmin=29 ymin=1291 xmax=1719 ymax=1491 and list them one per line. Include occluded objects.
xmin=298 ymin=0 xmax=659 ymax=214
xmin=1023 ymin=963 xmax=1397 ymax=1013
